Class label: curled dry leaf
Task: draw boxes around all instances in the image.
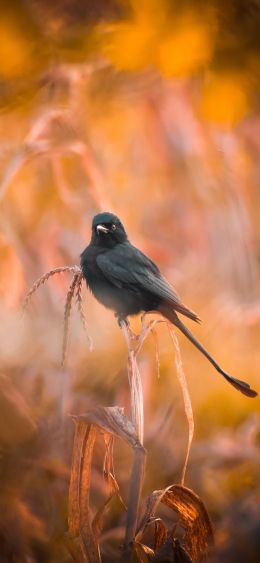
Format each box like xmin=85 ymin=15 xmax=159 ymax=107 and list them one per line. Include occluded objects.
xmin=136 ymin=516 xmax=167 ymax=558
xmin=162 ymin=485 xmax=214 ymax=561
xmin=137 ymin=485 xmax=213 ymax=563
xmin=137 ymin=488 xmax=170 ymax=539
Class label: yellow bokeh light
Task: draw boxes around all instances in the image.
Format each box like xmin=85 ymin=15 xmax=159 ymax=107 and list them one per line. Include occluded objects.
xmin=158 ymin=15 xmax=214 ymax=77
xmin=101 ymin=0 xmax=167 ymax=71
xmin=0 ymin=18 xmax=35 ymax=79
xmin=200 ymin=73 xmax=249 ymax=125
xmin=102 ymin=21 xmax=156 ymax=71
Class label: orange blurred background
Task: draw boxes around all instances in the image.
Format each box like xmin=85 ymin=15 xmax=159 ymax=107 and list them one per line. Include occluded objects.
xmin=0 ymin=1 xmax=260 ymax=561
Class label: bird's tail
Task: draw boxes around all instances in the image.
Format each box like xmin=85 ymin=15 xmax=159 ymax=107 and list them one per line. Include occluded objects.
xmin=161 ymin=308 xmax=257 ymax=398
xmin=174 ymin=301 xmax=201 ymax=323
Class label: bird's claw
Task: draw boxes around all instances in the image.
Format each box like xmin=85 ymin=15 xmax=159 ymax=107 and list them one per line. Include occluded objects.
xmin=115 ymin=313 xmax=138 ymax=341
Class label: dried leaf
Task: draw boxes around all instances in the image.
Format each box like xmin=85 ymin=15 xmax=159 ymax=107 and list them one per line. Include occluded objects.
xmin=168 ymin=326 xmax=194 ymax=485
xmin=103 ymin=433 xmax=116 ymax=494
xmin=162 ymin=485 xmax=214 ymax=562
xmin=137 ymin=488 xmax=171 ymax=539
xmin=152 ymin=537 xmax=192 ymax=563
xmin=137 ymin=485 xmax=213 ymax=562
xmin=77 ymin=406 xmax=141 ymax=448
xmin=154 ymin=519 xmax=168 ymax=553
xmin=64 ymin=535 xmax=85 ymax=563
xmin=92 ymin=494 xmax=115 ymax=541
xmin=68 ymin=420 xmax=101 ymax=562
xmin=136 ymin=516 xmax=167 ymax=556
xmin=68 ymin=421 xmax=91 ymax=538
xmin=103 ymin=433 xmax=125 ymax=505
xmin=92 ymin=433 xmax=126 ymax=539
xmin=77 ymin=406 xmax=146 ymax=549
xmin=134 ymin=541 xmax=155 ymax=562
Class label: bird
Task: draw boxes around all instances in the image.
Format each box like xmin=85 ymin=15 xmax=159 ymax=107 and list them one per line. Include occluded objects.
xmin=80 ymin=212 xmax=257 ymax=398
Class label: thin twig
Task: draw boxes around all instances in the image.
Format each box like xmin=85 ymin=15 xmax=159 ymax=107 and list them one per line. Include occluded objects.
xmin=75 ymin=275 xmax=93 ymax=351
xmin=62 ymin=272 xmax=82 ymax=366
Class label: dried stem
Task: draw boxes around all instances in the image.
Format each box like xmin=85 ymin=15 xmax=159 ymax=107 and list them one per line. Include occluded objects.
xmin=23 ymin=266 xmax=81 ymax=310
xmin=120 ymin=321 xmax=144 ymax=445
xmin=121 ymin=314 xmax=194 ymax=489
xmin=75 ymin=275 xmax=93 ymax=351
xmin=151 ymin=327 xmax=161 ymax=379
xmin=124 ymin=445 xmax=147 ymax=555
xmin=62 ymin=272 xmax=82 ymax=366
xmin=167 ymin=325 xmax=194 ymax=485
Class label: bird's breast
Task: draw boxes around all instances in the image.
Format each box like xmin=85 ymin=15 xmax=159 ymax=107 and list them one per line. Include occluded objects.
xmin=80 ymin=245 xmax=161 ymax=317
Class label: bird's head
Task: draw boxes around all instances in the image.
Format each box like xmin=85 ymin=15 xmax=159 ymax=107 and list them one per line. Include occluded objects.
xmin=91 ymin=212 xmax=128 ymax=247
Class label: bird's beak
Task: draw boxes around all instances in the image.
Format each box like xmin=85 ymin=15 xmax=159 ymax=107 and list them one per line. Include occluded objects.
xmin=96 ymin=224 xmax=109 ymax=234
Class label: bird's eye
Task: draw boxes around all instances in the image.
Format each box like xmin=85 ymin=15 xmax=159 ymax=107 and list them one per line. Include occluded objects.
xmin=111 ymin=224 xmax=117 ymax=231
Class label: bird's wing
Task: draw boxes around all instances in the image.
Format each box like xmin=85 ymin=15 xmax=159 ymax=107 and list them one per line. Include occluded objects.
xmin=96 ymin=244 xmax=197 ymax=319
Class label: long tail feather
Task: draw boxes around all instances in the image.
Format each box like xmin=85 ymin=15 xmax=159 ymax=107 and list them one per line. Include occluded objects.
xmin=161 ymin=308 xmax=257 ymax=398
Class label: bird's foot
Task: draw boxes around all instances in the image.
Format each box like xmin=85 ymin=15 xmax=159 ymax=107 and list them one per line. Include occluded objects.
xmin=115 ymin=312 xmax=126 ymax=328
xmin=115 ymin=313 xmax=138 ymax=341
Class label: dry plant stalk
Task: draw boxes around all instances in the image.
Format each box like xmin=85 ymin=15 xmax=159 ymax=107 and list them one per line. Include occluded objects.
xmin=62 ymin=272 xmax=82 ymax=366
xmin=75 ymin=276 xmax=93 ymax=352
xmin=117 ymin=315 xmax=195 ymax=554
xmin=122 ymin=315 xmax=194 ymax=484
xmin=24 ymin=269 xmax=210 ymax=561
xmin=68 ymin=407 xmax=146 ymax=561
xmin=23 ymin=265 xmax=92 ymax=364
xmin=120 ymin=320 xmax=145 ymax=445
xmin=23 ymin=266 xmax=81 ymax=309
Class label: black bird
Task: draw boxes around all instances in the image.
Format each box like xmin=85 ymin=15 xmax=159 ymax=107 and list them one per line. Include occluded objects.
xmin=80 ymin=212 xmax=257 ymax=398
